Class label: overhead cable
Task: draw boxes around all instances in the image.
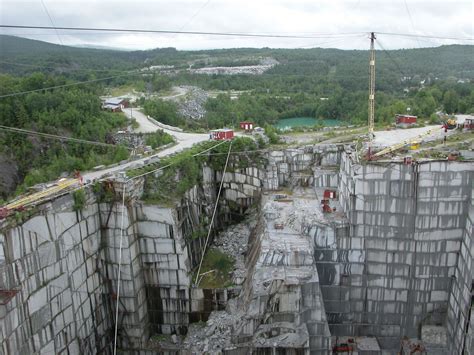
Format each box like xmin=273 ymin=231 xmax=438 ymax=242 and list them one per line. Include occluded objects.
xmin=377 ymin=31 xmax=473 ymax=41
xmin=1 ymin=25 xmax=472 ymax=41
xmin=402 ymin=0 xmax=422 ymax=48
xmin=0 ymin=71 xmax=142 ymax=98
xmin=179 ymin=0 xmax=212 ymax=31
xmin=40 ymin=0 xmax=64 ymax=46
xmin=113 ymin=184 xmax=127 ymax=355
xmin=194 ymin=141 xmax=233 ymax=286
xmin=375 ymin=39 xmax=407 ymax=78
xmin=127 ymin=140 xmax=228 ymax=181
xmin=0 ymin=124 xmax=125 ymax=149
xmin=0 ymin=24 xmax=363 ymax=39
xmin=0 ymin=60 xmax=131 ymax=73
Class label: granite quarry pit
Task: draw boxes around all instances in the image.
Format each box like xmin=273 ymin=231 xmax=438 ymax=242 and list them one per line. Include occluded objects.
xmin=0 ymin=144 xmax=473 ymax=354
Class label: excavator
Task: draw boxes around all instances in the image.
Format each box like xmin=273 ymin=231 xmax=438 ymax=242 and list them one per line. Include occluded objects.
xmin=444 ymin=117 xmax=457 ymax=130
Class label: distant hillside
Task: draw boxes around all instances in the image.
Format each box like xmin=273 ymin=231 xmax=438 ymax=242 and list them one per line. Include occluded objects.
xmin=0 ymin=35 xmax=139 ymax=74
xmin=1 ymin=35 xmax=473 ymax=82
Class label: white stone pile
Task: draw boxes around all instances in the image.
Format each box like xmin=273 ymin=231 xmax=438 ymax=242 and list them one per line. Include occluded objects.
xmin=183 ymin=305 xmax=241 ymax=353
xmin=176 ymin=86 xmax=208 ymax=120
xmin=212 ymin=213 xmax=257 ymax=285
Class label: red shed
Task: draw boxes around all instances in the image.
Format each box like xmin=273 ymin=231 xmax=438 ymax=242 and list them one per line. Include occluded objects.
xmin=464 ymin=118 xmax=474 ymax=130
xmin=396 ymin=114 xmax=417 ymax=126
xmin=240 ymin=121 xmax=254 ymax=131
xmin=210 ymin=128 xmax=234 ymax=140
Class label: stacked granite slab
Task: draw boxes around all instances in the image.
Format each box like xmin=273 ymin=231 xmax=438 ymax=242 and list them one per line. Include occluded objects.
xmin=314 ymin=166 xmax=339 ymax=188
xmin=219 ymin=167 xmax=263 ymax=207
xmin=0 ymin=193 xmax=113 ymax=354
xmin=335 ymin=152 xmax=474 ymax=350
xmin=446 ymin=181 xmax=474 ymax=353
xmin=468 ymin=305 xmax=474 ymax=354
xmin=135 ymin=202 xmax=192 ymax=335
xmin=99 ymin=198 xmax=148 ymax=350
xmin=263 ymin=145 xmax=344 ymax=190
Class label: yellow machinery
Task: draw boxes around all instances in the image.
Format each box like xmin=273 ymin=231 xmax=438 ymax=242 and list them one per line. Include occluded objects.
xmin=372 ymin=127 xmax=440 ymax=158
xmin=445 ymin=118 xmax=457 ymax=130
xmin=4 ymin=178 xmax=80 ymax=211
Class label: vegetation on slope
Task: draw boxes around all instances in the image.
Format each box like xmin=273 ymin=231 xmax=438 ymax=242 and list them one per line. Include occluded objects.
xmin=143 ymin=99 xmax=185 ymax=127
xmin=0 ymin=72 xmax=129 ymax=198
xmin=1 ymin=36 xmax=473 ymax=197
xmin=134 ymin=137 xmax=262 ymax=204
xmin=195 ymin=249 xmax=235 ymax=289
xmin=144 ymin=130 xmax=174 ymax=149
xmin=141 ymin=80 xmax=474 ymax=130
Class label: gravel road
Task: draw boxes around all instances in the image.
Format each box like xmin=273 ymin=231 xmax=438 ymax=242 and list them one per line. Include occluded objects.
xmin=83 ymin=109 xmax=210 ymax=181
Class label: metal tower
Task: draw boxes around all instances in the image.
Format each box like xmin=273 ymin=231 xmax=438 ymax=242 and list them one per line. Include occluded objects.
xmin=368 ymin=32 xmax=376 ymax=157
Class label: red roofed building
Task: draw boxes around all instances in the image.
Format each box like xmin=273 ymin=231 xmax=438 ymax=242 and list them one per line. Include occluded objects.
xmin=396 ymin=114 xmax=417 ymax=127
xmin=210 ymin=128 xmax=234 ymax=140
xmin=240 ymin=121 xmax=254 ymax=131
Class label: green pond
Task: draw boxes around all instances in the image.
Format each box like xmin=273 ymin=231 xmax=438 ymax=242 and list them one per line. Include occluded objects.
xmin=274 ymin=117 xmax=342 ymax=130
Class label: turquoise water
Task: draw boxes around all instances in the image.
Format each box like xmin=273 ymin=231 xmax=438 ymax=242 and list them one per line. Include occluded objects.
xmin=274 ymin=117 xmax=342 ymax=130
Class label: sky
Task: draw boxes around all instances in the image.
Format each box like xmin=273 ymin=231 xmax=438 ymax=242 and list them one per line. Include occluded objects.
xmin=0 ymin=0 xmax=473 ymax=51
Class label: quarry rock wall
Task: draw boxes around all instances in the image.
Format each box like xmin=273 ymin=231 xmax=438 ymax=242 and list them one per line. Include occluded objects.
xmin=0 ymin=193 xmax=113 ymax=355
xmin=334 ymin=152 xmax=474 ymax=351
xmin=263 ymin=144 xmax=343 ymax=190
xmin=0 ymin=159 xmax=265 ymax=354
xmin=447 ymin=183 xmax=474 ymax=354
xmin=0 ymin=144 xmax=473 ymax=354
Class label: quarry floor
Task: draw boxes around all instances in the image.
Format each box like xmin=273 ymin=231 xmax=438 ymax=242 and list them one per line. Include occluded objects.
xmin=152 ymin=187 xmax=348 ymax=353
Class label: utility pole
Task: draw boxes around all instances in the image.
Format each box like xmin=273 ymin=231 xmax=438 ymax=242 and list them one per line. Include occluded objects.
xmin=368 ymin=32 xmax=376 ymax=158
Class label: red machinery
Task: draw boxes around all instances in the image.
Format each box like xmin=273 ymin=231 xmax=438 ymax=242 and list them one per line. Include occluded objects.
xmin=323 ymin=190 xmax=337 ymax=199
xmin=332 ymin=343 xmax=354 ymax=353
xmin=0 ymin=207 xmax=9 ymax=219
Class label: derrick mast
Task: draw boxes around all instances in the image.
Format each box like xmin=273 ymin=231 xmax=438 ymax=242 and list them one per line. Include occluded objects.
xmin=368 ymin=32 xmax=376 ymax=157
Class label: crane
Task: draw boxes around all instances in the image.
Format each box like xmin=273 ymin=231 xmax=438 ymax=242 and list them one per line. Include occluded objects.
xmin=365 ymin=33 xmax=445 ymax=160
xmin=0 ymin=177 xmax=82 ymax=219
xmin=367 ymin=32 xmax=376 ymax=158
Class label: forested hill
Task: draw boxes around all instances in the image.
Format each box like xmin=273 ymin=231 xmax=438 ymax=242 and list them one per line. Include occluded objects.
xmin=1 ymin=35 xmax=473 ymax=81
xmin=0 ymin=35 xmax=139 ymax=74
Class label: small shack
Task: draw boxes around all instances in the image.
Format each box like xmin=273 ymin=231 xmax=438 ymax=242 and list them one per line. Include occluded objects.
xmin=210 ymin=128 xmax=234 ymax=140
xmin=240 ymin=121 xmax=254 ymax=131
xmin=464 ymin=118 xmax=474 ymax=130
xmin=396 ymin=114 xmax=417 ymax=127
xmin=102 ymin=97 xmax=129 ymax=112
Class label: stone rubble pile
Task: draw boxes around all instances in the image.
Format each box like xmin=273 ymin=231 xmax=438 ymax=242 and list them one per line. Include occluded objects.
xmin=176 ymin=86 xmax=208 ymax=120
xmin=190 ymin=64 xmax=275 ymax=75
xmin=112 ymin=132 xmax=145 ymax=148
xmin=212 ymin=212 xmax=257 ymax=284
xmin=183 ymin=302 xmax=242 ymax=353
xmin=179 ymin=214 xmax=259 ymax=352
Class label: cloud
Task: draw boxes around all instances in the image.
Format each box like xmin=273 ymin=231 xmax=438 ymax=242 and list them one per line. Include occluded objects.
xmin=0 ymin=0 xmax=472 ymax=50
